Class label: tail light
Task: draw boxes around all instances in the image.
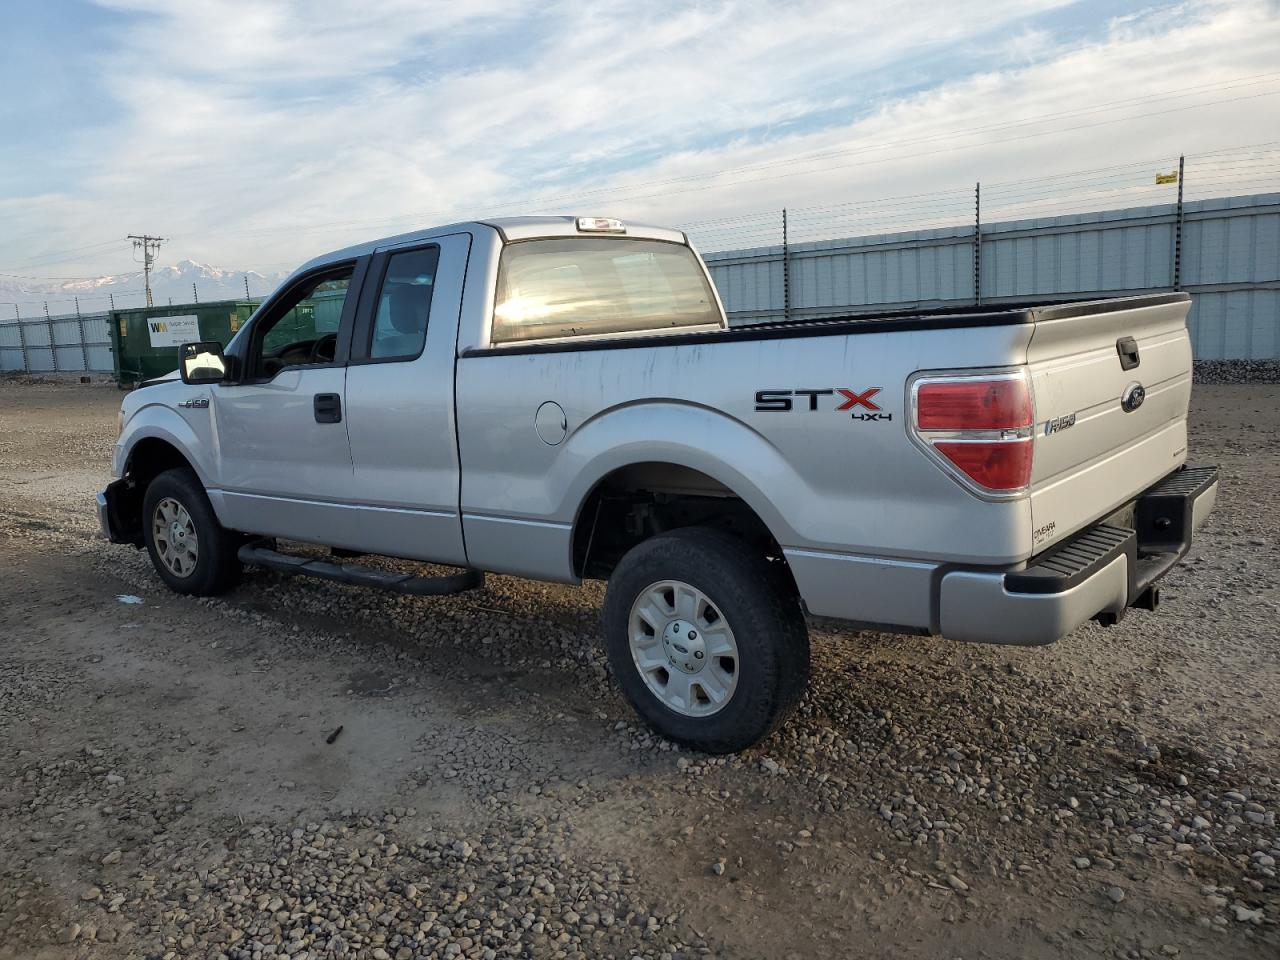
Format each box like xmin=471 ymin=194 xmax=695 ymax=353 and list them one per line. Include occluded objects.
xmin=910 ymin=371 xmax=1034 ymax=495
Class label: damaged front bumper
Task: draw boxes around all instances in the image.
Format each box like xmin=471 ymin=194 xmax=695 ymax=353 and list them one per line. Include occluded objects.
xmin=96 ymin=478 xmax=143 ymax=546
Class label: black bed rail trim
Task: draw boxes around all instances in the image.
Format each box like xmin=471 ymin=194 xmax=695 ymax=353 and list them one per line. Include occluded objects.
xmin=460 ymin=292 xmax=1189 ymax=359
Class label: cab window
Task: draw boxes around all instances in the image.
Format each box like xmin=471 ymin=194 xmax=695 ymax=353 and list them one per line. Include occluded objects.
xmin=368 ymin=247 xmax=440 ymax=360
xmin=491 ymin=238 xmax=721 ymax=344
xmin=248 ymin=266 xmax=354 ymax=378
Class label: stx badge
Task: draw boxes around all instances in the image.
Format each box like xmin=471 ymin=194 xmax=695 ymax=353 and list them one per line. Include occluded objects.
xmin=755 ymin=387 xmax=888 ymax=421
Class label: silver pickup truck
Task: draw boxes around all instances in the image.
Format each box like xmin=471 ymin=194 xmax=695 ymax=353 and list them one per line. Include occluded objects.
xmin=99 ymin=216 xmax=1218 ymax=752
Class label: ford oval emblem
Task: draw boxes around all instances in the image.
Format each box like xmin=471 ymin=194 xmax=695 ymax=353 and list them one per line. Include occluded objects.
xmin=1121 ymin=381 xmax=1146 ymax=413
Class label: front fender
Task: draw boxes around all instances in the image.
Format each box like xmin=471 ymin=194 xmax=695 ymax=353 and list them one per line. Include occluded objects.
xmin=119 ymin=404 xmax=216 ymax=485
xmin=116 ymin=401 xmax=229 ymax=525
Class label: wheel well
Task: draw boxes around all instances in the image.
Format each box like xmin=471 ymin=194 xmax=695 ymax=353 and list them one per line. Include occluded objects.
xmin=126 ymin=437 xmax=196 ymax=487
xmin=571 ymin=462 xmax=790 ymax=583
xmin=110 ymin=439 xmax=198 ymax=546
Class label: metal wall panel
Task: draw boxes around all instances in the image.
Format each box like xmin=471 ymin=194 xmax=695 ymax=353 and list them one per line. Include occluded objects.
xmin=20 ymin=321 xmax=51 ymax=348
xmin=82 ymin=314 xmax=110 ymax=343
xmin=23 ymin=348 xmax=55 ymax=372
xmin=0 ymin=311 xmax=114 ymax=373
xmin=978 ymin=207 xmax=1177 ymax=300
xmin=5 ymin=200 xmax=1279 ymax=367
xmin=705 ymin=194 xmax=1280 ymax=358
xmin=53 ymin=346 xmax=85 ymax=371
xmin=704 ymin=248 xmax=785 ymax=324
xmin=706 ymin=227 xmax=975 ymax=323
xmin=1188 ymin=290 xmax=1280 ymax=360
xmin=86 ymin=344 xmax=115 ymax=371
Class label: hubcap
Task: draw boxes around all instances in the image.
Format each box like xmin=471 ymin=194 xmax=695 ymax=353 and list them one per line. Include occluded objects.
xmin=628 ymin=580 xmax=739 ymax=717
xmin=152 ymin=497 xmax=199 ymax=578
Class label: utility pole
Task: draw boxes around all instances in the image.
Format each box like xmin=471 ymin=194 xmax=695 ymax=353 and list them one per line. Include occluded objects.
xmin=244 ymin=274 xmax=251 ymax=299
xmin=193 ymin=282 xmax=199 ymax=304
xmin=127 ymin=234 xmax=166 ymax=308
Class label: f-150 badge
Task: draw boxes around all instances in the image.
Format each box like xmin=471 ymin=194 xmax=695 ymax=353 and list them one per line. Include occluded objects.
xmin=1044 ymin=412 xmax=1076 ymax=435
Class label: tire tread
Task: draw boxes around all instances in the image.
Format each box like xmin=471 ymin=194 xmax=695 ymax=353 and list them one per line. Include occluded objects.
xmin=602 ymin=527 xmax=809 ymax=753
xmin=142 ymin=468 xmax=242 ymax=596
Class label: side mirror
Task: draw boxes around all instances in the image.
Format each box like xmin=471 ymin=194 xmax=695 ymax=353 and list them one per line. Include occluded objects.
xmin=179 ymin=341 xmax=228 ymax=384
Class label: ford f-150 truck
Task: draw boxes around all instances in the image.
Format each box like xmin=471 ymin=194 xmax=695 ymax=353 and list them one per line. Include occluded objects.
xmin=99 ymin=215 xmax=1218 ymax=752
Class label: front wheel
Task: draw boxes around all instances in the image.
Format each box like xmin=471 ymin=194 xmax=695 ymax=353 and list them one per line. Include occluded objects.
xmin=602 ymin=527 xmax=810 ymax=753
xmin=142 ymin=468 xmax=242 ymax=596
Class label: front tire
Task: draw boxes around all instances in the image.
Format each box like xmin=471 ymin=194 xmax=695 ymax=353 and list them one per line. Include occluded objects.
xmin=602 ymin=527 xmax=810 ymax=753
xmin=142 ymin=468 xmax=242 ymax=596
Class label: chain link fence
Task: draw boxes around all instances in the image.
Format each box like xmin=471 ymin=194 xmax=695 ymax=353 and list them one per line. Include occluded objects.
xmin=683 ymin=146 xmax=1280 ymax=359
xmin=4 ymin=145 xmax=1278 ymax=370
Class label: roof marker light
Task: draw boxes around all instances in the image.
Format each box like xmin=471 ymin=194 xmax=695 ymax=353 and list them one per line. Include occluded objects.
xmin=576 ymin=217 xmax=626 ymax=233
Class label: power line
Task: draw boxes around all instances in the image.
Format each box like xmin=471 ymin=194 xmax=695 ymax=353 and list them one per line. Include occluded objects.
xmin=128 ymin=76 xmax=1280 ymax=249
xmin=11 ymin=90 xmax=1280 ymax=279
xmin=0 ymin=238 xmax=124 ymax=272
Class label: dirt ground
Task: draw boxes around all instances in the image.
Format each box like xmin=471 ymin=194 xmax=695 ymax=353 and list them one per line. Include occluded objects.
xmin=0 ymin=376 xmax=1276 ymax=960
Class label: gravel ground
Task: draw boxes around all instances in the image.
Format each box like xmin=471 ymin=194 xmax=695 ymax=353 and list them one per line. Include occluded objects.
xmin=1193 ymin=360 xmax=1280 ymax=384
xmin=0 ymin=377 xmax=1276 ymax=960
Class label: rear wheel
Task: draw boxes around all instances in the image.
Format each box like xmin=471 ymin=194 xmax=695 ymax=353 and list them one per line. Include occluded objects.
xmin=602 ymin=527 xmax=809 ymax=753
xmin=142 ymin=468 xmax=242 ymax=596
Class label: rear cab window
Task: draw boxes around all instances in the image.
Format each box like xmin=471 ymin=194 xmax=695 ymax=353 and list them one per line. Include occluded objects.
xmin=491 ymin=238 xmax=722 ymax=345
xmin=369 ymin=246 xmax=440 ymax=361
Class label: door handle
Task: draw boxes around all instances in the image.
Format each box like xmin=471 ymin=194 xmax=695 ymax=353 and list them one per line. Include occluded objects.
xmin=314 ymin=393 xmax=342 ymax=424
xmin=1116 ymin=336 xmax=1140 ymax=371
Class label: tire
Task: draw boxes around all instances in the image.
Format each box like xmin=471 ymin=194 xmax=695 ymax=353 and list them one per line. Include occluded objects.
xmin=142 ymin=467 xmax=242 ymax=596
xmin=602 ymin=527 xmax=810 ymax=753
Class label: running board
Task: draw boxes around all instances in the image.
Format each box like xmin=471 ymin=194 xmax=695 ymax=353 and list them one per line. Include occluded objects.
xmin=238 ymin=542 xmax=484 ymax=596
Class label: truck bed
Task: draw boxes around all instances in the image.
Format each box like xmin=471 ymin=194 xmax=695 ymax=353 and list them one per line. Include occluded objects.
xmin=462 ymin=292 xmax=1190 ymax=356
xmin=456 ymin=288 xmax=1194 ymax=628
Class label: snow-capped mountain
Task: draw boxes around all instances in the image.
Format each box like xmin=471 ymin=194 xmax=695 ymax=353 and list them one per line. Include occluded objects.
xmin=2 ymin=260 xmax=289 ymax=316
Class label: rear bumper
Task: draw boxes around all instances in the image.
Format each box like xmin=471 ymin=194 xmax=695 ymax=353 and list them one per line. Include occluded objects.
xmin=939 ymin=465 xmax=1219 ymax=645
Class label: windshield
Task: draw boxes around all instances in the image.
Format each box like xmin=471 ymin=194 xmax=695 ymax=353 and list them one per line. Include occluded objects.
xmin=492 ymin=238 xmax=722 ymax=344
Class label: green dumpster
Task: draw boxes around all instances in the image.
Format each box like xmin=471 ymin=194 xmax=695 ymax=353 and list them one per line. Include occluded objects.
xmin=109 ymin=299 xmax=260 ymax=387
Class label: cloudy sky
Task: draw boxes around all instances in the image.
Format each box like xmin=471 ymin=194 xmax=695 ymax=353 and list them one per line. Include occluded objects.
xmin=2 ymin=0 xmax=1278 ymax=292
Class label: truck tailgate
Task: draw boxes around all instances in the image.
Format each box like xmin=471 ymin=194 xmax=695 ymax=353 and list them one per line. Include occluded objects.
xmin=1026 ymin=294 xmax=1193 ymax=553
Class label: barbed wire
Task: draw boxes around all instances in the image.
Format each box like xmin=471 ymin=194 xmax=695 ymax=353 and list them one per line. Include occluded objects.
xmin=4 ymin=145 xmax=1280 ymax=303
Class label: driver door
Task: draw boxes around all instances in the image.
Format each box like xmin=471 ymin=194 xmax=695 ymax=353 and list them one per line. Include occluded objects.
xmin=210 ymin=259 xmax=368 ymax=544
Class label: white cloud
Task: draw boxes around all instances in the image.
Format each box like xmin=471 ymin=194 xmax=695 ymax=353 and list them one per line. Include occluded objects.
xmin=4 ymin=0 xmax=1279 ymax=301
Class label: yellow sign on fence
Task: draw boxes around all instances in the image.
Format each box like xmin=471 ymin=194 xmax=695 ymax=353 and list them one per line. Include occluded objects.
xmin=1155 ymin=171 xmax=1179 ymax=185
